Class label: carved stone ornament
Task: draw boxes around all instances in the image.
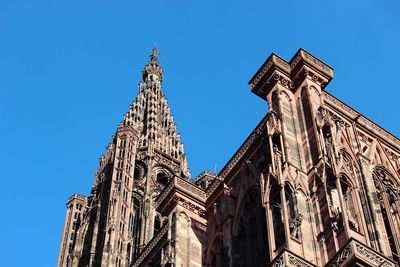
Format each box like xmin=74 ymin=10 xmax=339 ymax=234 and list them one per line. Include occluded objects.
xmin=192 ymin=219 xmax=207 ymax=232
xmin=270 ymin=250 xmax=315 ymax=267
xmin=205 ymin=178 xmax=222 ymax=198
xmin=173 ymin=195 xmax=205 ymax=217
xmin=266 ymin=111 xmax=282 ymax=135
xmin=316 ymin=106 xmax=332 ymax=128
xmin=327 ymin=239 xmax=397 ymax=267
xmin=323 ymin=91 xmax=400 ymax=148
xmin=327 ymin=243 xmax=352 ymax=267
xmin=330 ymin=205 xmax=343 ymax=232
xmin=289 ymin=213 xmax=303 ymax=238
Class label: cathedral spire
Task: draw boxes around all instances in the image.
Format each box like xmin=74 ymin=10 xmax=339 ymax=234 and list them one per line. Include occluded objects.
xmin=122 ymin=48 xmax=190 ymax=178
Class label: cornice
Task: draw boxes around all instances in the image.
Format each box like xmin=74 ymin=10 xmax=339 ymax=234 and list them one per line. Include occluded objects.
xmin=290 ymin=48 xmax=333 ymax=79
xmin=66 ymin=194 xmax=88 ymax=206
xmin=155 ymin=176 xmax=206 ymax=213
xmin=116 ymin=125 xmax=140 ymax=138
xmin=249 ymin=49 xmax=333 ymax=100
xmin=249 ymin=53 xmax=291 ymax=91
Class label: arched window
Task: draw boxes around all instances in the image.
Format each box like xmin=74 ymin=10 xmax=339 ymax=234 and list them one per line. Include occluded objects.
xmin=237 ymin=189 xmax=269 ymax=266
xmin=132 ymin=198 xmax=142 ymax=260
xmin=126 ymin=243 xmax=131 ymax=264
xmin=372 ymin=167 xmax=400 ymax=262
xmin=156 ymin=171 xmax=169 ymax=186
xmin=133 ymin=161 xmax=147 ymax=180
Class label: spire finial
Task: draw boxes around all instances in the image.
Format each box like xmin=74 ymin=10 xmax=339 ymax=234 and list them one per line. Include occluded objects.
xmin=150 ymin=47 xmax=159 ymax=62
xmin=142 ymin=47 xmax=163 ymax=81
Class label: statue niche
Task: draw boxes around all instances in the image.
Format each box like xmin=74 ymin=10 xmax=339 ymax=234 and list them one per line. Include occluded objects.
xmin=285 ymin=184 xmax=303 ymax=239
xmin=326 ymin=173 xmax=343 ymax=232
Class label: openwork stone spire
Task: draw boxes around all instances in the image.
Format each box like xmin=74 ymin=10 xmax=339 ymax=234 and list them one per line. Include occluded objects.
xmin=122 ymin=48 xmax=190 ymax=177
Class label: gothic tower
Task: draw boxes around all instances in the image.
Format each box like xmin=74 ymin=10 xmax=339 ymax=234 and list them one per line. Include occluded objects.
xmin=57 ymin=48 xmax=193 ymax=267
xmin=59 ymin=48 xmax=400 ymax=267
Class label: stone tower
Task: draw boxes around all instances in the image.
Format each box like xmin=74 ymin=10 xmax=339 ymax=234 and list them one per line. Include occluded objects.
xmin=57 ymin=48 xmax=204 ymax=267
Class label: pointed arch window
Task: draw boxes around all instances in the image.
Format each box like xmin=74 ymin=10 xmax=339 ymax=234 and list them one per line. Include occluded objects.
xmin=236 ymin=189 xmax=269 ymax=266
xmin=133 ymin=161 xmax=147 ymax=180
xmin=372 ymin=167 xmax=400 ymax=262
xmin=156 ymin=171 xmax=169 ymax=186
xmin=132 ymin=198 xmax=142 ymax=260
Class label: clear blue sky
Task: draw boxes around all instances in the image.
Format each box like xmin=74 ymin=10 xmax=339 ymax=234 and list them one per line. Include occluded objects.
xmin=0 ymin=1 xmax=399 ymax=266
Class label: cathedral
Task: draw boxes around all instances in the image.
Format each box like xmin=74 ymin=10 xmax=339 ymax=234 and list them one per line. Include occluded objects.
xmin=57 ymin=48 xmax=400 ymax=267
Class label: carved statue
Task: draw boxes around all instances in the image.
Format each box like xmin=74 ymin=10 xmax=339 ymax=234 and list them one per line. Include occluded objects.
xmin=289 ymin=213 xmax=303 ymax=238
xmin=273 ymin=144 xmax=282 ymax=172
xmin=330 ymin=205 xmax=342 ymax=232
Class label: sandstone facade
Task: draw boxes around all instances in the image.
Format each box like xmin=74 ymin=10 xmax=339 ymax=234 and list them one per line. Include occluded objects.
xmin=57 ymin=48 xmax=400 ymax=267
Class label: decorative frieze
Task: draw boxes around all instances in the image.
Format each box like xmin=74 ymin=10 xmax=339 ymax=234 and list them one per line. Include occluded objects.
xmin=205 ymin=178 xmax=222 ymax=198
xmin=176 ymin=177 xmax=206 ymax=199
xmin=174 ymin=195 xmax=205 ymax=217
xmin=249 ymin=54 xmax=291 ymax=90
xmin=327 ymin=239 xmax=397 ymax=267
xmin=323 ymin=91 xmax=400 ymax=149
xmin=153 ymin=152 xmax=180 ymax=172
xmin=290 ymin=49 xmax=334 ymax=78
xmin=269 ymin=250 xmax=315 ymax=267
xmin=322 ymin=91 xmax=359 ymax=118
xmin=357 ymin=115 xmax=400 ymax=148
